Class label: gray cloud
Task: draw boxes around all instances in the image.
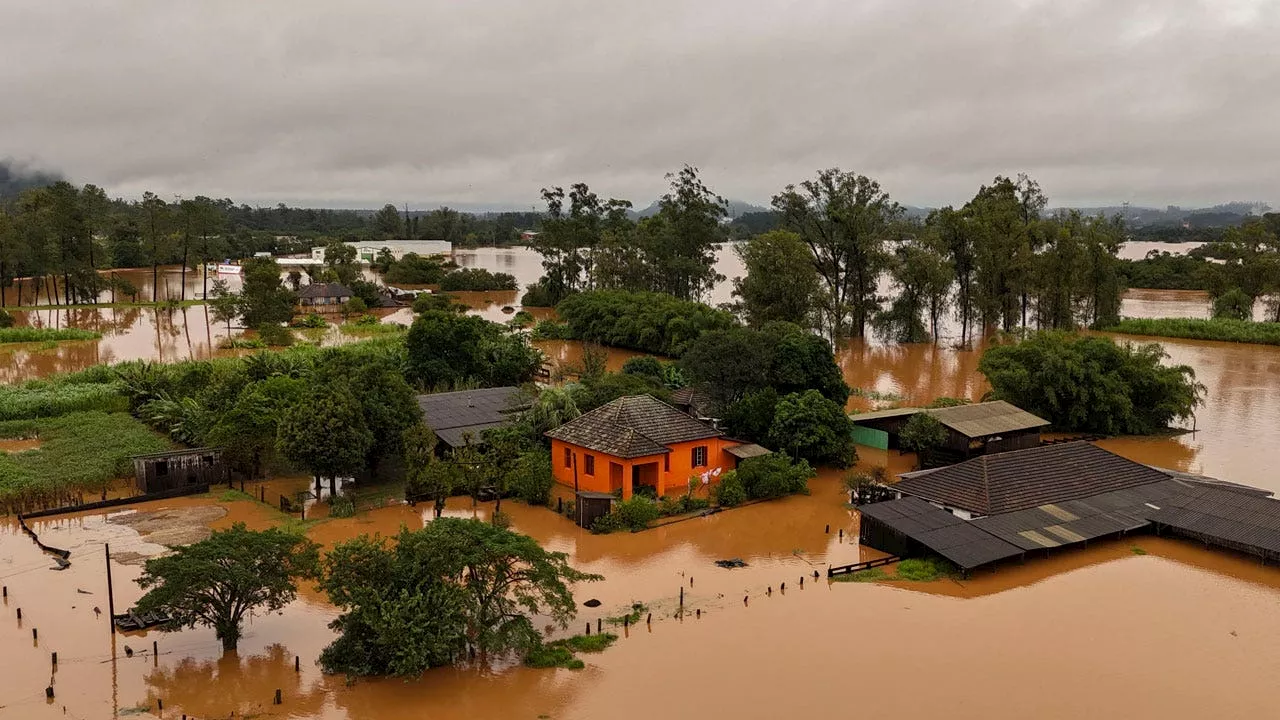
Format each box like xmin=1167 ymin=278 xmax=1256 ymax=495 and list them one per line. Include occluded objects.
xmin=2 ymin=0 xmax=1277 ymax=209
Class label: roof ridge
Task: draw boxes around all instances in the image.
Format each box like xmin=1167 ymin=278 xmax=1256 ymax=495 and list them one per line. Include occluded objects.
xmin=981 ymin=454 xmax=993 ymax=514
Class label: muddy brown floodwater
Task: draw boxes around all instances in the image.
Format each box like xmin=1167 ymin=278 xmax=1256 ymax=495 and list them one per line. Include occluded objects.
xmin=3 ymin=469 xmax=1280 ymax=720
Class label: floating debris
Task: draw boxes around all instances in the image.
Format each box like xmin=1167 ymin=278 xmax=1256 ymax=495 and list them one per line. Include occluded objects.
xmin=582 ymin=598 xmax=602 ymax=608
xmin=715 ymin=558 xmax=748 ymax=569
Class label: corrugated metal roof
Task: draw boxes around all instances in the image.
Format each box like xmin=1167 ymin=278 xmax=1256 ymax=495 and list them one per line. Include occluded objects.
xmin=859 ymin=497 xmax=1024 ymax=570
xmin=893 ymin=441 xmax=1173 ymax=515
xmin=849 ymin=407 xmax=923 ymax=423
xmin=926 ymin=401 xmax=1049 ymax=438
xmin=1147 ymin=484 xmax=1280 ymax=557
xmin=726 ymin=443 xmax=772 ymax=460
xmin=417 ymin=387 xmax=526 ymax=448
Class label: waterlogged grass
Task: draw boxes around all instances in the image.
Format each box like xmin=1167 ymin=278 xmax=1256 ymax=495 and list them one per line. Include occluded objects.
xmin=606 ymin=603 xmax=648 ymax=626
xmin=895 ymin=557 xmax=957 ymax=582
xmin=1105 ymin=317 xmax=1280 ymax=346
xmin=0 ymin=411 xmax=170 ymax=505
xmin=1131 ymin=546 xmax=1148 ymax=556
xmin=340 ymin=321 xmax=407 ymax=336
xmin=832 ymin=567 xmax=890 ymax=583
xmin=0 ymin=327 xmax=101 ymax=344
xmin=0 ymin=379 xmax=127 ymax=421
xmin=525 ymin=632 xmax=618 ymax=669
xmin=832 ymin=558 xmax=958 ymax=584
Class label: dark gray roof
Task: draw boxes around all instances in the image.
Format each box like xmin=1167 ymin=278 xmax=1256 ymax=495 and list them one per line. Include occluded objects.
xmin=1146 ymin=484 xmax=1280 ymax=558
xmin=893 ymin=441 xmax=1172 ymax=516
xmin=925 ymin=400 xmax=1049 ymax=438
xmin=297 ymin=282 xmax=354 ymax=299
xmin=417 ymin=387 xmax=526 ymax=448
xmin=859 ymin=497 xmax=1024 ymax=570
xmin=969 ymin=479 xmax=1188 ymax=550
xmin=545 ymin=395 xmax=722 ymax=459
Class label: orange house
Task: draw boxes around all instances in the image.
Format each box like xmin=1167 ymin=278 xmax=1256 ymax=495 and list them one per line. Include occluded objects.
xmin=546 ymin=395 xmax=759 ymax=500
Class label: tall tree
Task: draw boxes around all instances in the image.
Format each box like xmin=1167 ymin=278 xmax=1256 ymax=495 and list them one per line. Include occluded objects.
xmin=134 ymin=523 xmax=320 ymax=652
xmin=139 ymin=192 xmax=171 ymax=302
xmin=965 ymin=174 xmax=1046 ymax=332
xmin=533 ymin=183 xmax=632 ymax=303
xmin=877 ymin=221 xmax=954 ymax=342
xmin=732 ymin=229 xmax=820 ymax=328
xmin=643 ymin=165 xmax=727 ymax=301
xmin=373 ymin=203 xmax=403 ymax=238
xmin=772 ymin=169 xmax=900 ymax=338
xmin=237 ymin=256 xmax=295 ymax=328
xmin=278 ymin=382 xmax=374 ymax=496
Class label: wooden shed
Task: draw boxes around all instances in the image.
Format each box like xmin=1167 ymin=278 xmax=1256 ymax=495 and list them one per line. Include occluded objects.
xmin=575 ymin=490 xmax=616 ymax=529
xmin=849 ymin=401 xmax=1048 ymax=459
xmin=131 ymin=448 xmax=227 ymax=494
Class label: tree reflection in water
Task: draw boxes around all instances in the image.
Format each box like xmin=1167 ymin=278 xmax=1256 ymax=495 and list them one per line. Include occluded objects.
xmin=144 ymin=643 xmax=327 ymax=718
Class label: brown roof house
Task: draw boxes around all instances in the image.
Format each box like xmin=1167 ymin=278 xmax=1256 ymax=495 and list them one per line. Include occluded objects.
xmin=297 ymin=282 xmax=354 ymax=311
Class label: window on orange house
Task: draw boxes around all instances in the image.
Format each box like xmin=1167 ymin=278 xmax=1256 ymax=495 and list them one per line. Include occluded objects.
xmin=564 ymin=447 xmax=572 ymax=468
xmin=664 ymin=454 xmax=670 ymax=472
xmin=584 ymin=454 xmax=595 ymax=475
xmin=691 ymin=446 xmax=707 ymax=468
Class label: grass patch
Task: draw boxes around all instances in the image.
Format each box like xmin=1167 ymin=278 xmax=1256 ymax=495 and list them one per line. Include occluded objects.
xmin=218 ymin=336 xmax=267 ymax=349
xmin=525 ymin=632 xmax=618 ymax=669
xmin=218 ymin=489 xmax=256 ymax=502
xmin=0 ymin=327 xmax=101 ymax=344
xmin=1131 ymin=546 xmax=1148 ymax=555
xmin=340 ymin=321 xmax=407 ymax=336
xmin=1105 ymin=317 xmax=1280 ymax=346
xmin=0 ymin=411 xmax=170 ymax=508
xmin=0 ymin=379 xmax=128 ymax=422
xmin=606 ymin=603 xmax=648 ymax=626
xmin=9 ymin=300 xmax=207 ymax=312
xmin=895 ymin=557 xmax=957 ymax=582
xmin=832 ymin=567 xmax=890 ymax=583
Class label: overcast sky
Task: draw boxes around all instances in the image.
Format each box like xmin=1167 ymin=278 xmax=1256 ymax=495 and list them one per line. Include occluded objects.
xmin=2 ymin=0 xmax=1277 ymax=210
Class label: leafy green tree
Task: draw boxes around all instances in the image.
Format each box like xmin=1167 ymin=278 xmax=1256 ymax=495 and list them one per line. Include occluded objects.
xmin=384 ymin=252 xmax=446 ymax=284
xmin=405 ymin=311 xmax=542 ymax=389
xmin=712 ymin=471 xmax=747 ymax=507
xmin=733 ymin=453 xmax=814 ymax=500
xmin=504 ymin=447 xmax=554 ymax=506
xmin=238 ymin=257 xmax=295 ymax=328
xmin=533 ymin=183 xmax=632 ymax=303
xmin=978 ymin=331 xmax=1204 ymax=435
xmin=732 ymin=230 xmax=821 ymax=328
xmin=899 ymin=413 xmax=947 ymax=454
xmin=208 ymin=278 xmax=239 ymax=335
xmin=321 ymin=519 xmax=600 ymax=676
xmin=877 ymin=221 xmax=954 ymax=342
xmin=681 ymin=323 xmax=848 ymax=410
xmin=767 ymin=390 xmax=856 ymax=467
xmin=642 ymin=165 xmax=727 ymax=301
xmin=373 ymin=204 xmax=403 ymax=238
xmin=277 ymin=383 xmax=374 ymax=494
xmin=772 ymin=169 xmax=901 ymax=338
xmin=555 ymin=290 xmax=736 ymax=356
xmin=721 ymin=387 xmax=780 ymax=443
xmin=571 ymin=370 xmax=670 ymax=413
xmin=205 ymin=375 xmax=306 ymax=478
xmin=134 ymin=523 xmax=320 ymax=651
xmin=964 ymin=174 xmax=1046 ymax=332
xmin=403 ymin=423 xmax=456 ymax=518
xmin=1212 ymin=288 xmax=1254 ymax=320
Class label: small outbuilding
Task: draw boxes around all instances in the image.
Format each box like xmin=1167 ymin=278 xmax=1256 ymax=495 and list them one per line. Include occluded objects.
xmin=131 ymin=447 xmax=227 ymax=494
xmin=849 ymin=400 xmax=1049 ymax=458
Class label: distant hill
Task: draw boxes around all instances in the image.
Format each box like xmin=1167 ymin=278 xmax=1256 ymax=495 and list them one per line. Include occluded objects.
xmin=0 ymin=160 xmax=63 ymax=200
xmin=631 ymin=198 xmax=770 ymax=220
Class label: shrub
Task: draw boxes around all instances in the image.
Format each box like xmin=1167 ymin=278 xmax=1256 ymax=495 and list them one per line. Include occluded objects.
xmin=767 ymin=390 xmax=857 ymax=467
xmin=508 ymin=449 xmax=554 ymax=506
xmin=894 ymin=557 xmax=956 ymax=582
xmin=555 ymin=290 xmax=736 ymax=356
xmin=591 ymin=496 xmax=660 ymax=533
xmin=355 ymin=313 xmax=382 ymax=326
xmin=342 ymin=297 xmax=368 ymax=316
xmin=411 ymin=292 xmax=467 ymax=314
xmin=256 ymin=324 xmax=295 ymax=347
xmin=329 ymin=493 xmax=356 ymax=518
xmin=520 ymin=281 xmax=558 ymax=308
xmin=384 ymin=252 xmax=447 ymax=284
xmin=1104 ymin=317 xmax=1280 ymax=347
xmin=1212 ymin=288 xmax=1254 ymax=321
xmin=291 ymin=313 xmax=328 ymax=329
xmin=713 ymin=471 xmax=747 ymax=507
xmin=0 ymin=308 xmax=12 ymax=328
xmin=734 ymin=453 xmax=814 ymax=500
xmin=530 ymin=320 xmax=573 ymax=340
xmin=509 ymin=310 xmax=535 ymax=329
xmin=439 ymin=268 xmax=518 ymax=292
xmin=899 ymin=413 xmax=947 ymax=454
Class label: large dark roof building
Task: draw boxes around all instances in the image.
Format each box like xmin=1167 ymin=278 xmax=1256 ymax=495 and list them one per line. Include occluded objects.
xmin=416 ymin=386 xmax=527 ymax=449
xmin=545 ymin=394 xmax=722 ymax=459
xmin=859 ymin=441 xmax=1280 ymax=572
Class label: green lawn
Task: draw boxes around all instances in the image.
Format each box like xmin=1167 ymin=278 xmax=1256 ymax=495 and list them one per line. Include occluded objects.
xmin=0 ymin=327 xmax=101 ymax=344
xmin=1105 ymin=317 xmax=1280 ymax=346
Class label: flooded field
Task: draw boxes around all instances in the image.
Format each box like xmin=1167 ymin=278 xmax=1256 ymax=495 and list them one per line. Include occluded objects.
xmin=3 ymin=468 xmax=1279 ymax=720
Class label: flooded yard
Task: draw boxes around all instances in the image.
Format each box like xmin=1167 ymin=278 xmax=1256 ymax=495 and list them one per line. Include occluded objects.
xmin=3 ymin=468 xmax=1279 ymax=720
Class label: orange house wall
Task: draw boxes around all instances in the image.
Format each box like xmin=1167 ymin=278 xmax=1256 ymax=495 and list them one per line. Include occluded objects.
xmin=550 ymin=437 xmax=737 ymax=500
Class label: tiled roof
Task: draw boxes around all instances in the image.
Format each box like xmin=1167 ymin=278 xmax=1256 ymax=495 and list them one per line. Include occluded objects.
xmin=545 ymin=395 xmax=722 ymax=459
xmin=892 ymin=441 xmax=1172 ymax=516
xmin=297 ymin=282 xmax=354 ymax=299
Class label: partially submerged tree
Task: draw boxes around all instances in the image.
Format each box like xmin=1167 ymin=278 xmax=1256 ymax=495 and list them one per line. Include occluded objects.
xmin=320 ymin=519 xmax=601 ymax=677
xmin=134 ymin=523 xmax=320 ymax=652
xmin=899 ymin=413 xmax=947 ymax=454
